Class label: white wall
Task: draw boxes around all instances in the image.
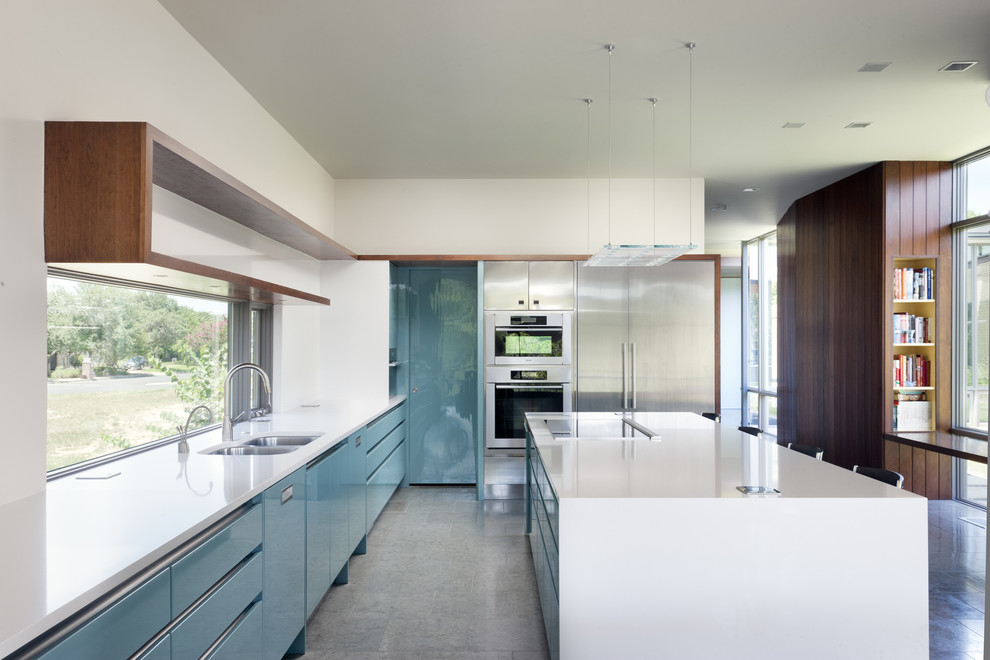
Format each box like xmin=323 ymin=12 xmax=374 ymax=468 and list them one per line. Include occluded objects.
xmin=335 ymin=178 xmax=704 ymax=255
xmin=319 ymin=262 xmax=391 ymax=401
xmin=0 ymin=0 xmax=337 ymax=505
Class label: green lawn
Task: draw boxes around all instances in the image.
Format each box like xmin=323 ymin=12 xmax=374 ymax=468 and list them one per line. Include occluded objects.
xmin=47 ymin=388 xmax=188 ymax=471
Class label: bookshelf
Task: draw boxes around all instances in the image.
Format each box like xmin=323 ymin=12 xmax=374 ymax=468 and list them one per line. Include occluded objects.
xmin=891 ymin=257 xmax=936 ymax=432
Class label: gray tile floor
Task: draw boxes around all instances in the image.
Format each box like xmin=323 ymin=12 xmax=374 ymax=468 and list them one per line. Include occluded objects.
xmin=929 ymin=499 xmax=985 ymax=660
xmin=300 ymin=486 xmax=550 ymax=659
xmin=298 ymin=488 xmax=986 ymax=659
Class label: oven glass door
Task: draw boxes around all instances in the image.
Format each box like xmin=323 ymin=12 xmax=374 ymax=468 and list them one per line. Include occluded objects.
xmin=493 ymin=383 xmax=564 ymax=446
xmin=493 ymin=328 xmax=563 ymax=360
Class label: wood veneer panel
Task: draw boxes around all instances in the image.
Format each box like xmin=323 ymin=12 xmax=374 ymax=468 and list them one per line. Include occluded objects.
xmin=45 ymin=122 xmax=150 ymax=263
xmin=884 ymin=440 xmax=900 ymax=472
xmin=899 ymin=443 xmax=913 ymax=492
xmin=925 ymin=450 xmax=941 ymax=499
xmin=912 ymin=447 xmax=928 ymax=496
xmin=938 ymin=454 xmax=952 ymax=500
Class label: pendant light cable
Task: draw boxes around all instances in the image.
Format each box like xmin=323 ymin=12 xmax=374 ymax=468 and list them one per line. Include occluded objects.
xmin=650 ymin=97 xmax=658 ymax=251
xmin=585 ymin=98 xmax=592 ymax=257
xmin=606 ymin=44 xmax=614 ymax=247
xmin=687 ymin=42 xmax=696 ymax=250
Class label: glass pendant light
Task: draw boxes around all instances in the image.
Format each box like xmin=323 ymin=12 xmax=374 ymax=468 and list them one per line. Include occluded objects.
xmin=584 ymin=42 xmax=698 ymax=267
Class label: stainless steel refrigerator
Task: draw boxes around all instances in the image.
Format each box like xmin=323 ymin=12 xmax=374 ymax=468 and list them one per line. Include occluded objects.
xmin=575 ymin=259 xmax=717 ymax=413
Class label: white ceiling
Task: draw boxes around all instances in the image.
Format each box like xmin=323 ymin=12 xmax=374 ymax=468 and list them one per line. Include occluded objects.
xmin=158 ymin=0 xmax=990 ymax=256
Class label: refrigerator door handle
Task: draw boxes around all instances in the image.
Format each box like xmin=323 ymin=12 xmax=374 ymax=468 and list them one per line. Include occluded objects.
xmin=621 ymin=342 xmax=628 ymax=410
xmin=630 ymin=341 xmax=637 ymax=410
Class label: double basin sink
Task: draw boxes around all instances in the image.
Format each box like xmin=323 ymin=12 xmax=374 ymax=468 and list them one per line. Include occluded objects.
xmin=203 ymin=434 xmax=323 ymax=456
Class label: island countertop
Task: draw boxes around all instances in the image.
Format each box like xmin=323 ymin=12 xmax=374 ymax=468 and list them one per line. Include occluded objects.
xmin=526 ymin=411 xmax=921 ymax=500
xmin=524 ymin=411 xmax=929 ymax=660
xmin=0 ymin=396 xmax=404 ymax=658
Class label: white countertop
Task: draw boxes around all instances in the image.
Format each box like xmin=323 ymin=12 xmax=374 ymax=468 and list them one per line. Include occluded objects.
xmin=0 ymin=396 xmax=404 ymax=658
xmin=526 ymin=411 xmax=922 ymax=500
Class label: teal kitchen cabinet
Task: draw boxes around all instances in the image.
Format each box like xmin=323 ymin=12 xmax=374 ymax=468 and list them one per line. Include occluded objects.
xmin=346 ymin=430 xmax=368 ymax=557
xmin=263 ymin=468 xmax=306 ymax=659
xmin=365 ymin=402 xmax=407 ymax=533
xmin=527 ymin=432 xmax=559 ymax=660
xmin=306 ymin=440 xmax=348 ymax=617
xmin=204 ymin=600 xmax=263 ymax=660
xmin=406 ymin=267 xmax=478 ymax=484
xmin=37 ymin=568 xmax=171 ymax=660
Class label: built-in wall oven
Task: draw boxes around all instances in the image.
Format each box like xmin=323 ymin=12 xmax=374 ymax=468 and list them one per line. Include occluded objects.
xmin=484 ymin=312 xmax=572 ymax=366
xmin=485 ymin=365 xmax=572 ymax=450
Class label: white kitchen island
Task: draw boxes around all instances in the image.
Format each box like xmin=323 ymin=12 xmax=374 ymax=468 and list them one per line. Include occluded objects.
xmin=525 ymin=412 xmax=929 ymax=660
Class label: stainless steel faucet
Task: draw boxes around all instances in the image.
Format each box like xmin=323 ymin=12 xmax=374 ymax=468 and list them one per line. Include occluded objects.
xmin=223 ymin=363 xmax=273 ymax=442
xmin=177 ymin=404 xmax=214 ymax=453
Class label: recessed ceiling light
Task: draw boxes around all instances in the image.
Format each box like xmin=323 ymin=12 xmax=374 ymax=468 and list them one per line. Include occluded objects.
xmin=939 ymin=61 xmax=978 ymax=72
xmin=782 ymin=122 xmax=805 ymax=129
xmin=858 ymin=62 xmax=891 ymax=73
xmin=845 ymin=122 xmax=872 ymax=129
xmin=710 ymin=203 xmax=727 ymax=211
xmin=742 ymin=187 xmax=759 ymax=193
xmin=152 ymin=274 xmax=168 ymax=278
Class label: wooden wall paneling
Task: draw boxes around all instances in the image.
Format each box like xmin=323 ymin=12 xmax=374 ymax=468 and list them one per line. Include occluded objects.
xmin=899 ymin=443 xmax=913 ymax=492
xmin=912 ymin=447 xmax=928 ymax=496
xmin=938 ymin=454 xmax=953 ymax=500
xmin=884 ymin=439 xmax=900 ymax=472
xmin=925 ymin=450 xmax=941 ymax=499
xmin=913 ymin=162 xmax=930 ymax=255
xmin=776 ymin=207 xmax=797 ymax=444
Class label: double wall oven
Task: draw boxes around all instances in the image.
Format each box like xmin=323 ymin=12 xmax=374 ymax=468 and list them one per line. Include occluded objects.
xmin=485 ymin=312 xmax=572 ymax=451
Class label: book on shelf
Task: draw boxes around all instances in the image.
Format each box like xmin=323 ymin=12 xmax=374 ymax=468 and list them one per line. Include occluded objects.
xmin=892 ymin=355 xmax=931 ymax=387
xmin=893 ymin=266 xmax=934 ymax=300
xmin=892 ymin=312 xmax=931 ymax=343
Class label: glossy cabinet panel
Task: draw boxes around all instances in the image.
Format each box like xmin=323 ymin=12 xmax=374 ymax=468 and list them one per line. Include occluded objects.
xmin=172 ymin=504 xmax=262 ymax=617
xmin=306 ymin=442 xmax=348 ymax=617
xmin=205 ymin=600 xmax=263 ymax=660
xmin=347 ymin=431 xmax=368 ymax=555
xmin=407 ymin=267 xmax=478 ymax=484
xmin=171 ymin=552 xmax=262 ymax=660
xmin=38 ymin=569 xmax=171 ymax=660
xmin=135 ymin=634 xmax=170 ymax=660
xmin=262 ymin=468 xmax=306 ymax=659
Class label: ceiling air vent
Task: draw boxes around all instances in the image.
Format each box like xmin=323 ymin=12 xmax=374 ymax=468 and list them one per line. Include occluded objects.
xmin=858 ymin=62 xmax=891 ymax=73
xmin=845 ymin=122 xmax=872 ymax=129
xmin=782 ymin=122 xmax=805 ymax=128
xmin=939 ymin=61 xmax=978 ymax=72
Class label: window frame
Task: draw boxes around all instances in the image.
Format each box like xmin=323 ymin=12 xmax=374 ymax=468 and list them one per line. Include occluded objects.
xmin=46 ymin=271 xmax=272 ymax=480
xmin=950 ymin=148 xmax=990 ymax=509
xmin=741 ymin=230 xmax=778 ymax=437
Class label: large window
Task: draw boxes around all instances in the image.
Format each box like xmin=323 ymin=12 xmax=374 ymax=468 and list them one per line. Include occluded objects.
xmin=46 ymin=274 xmax=271 ymax=474
xmin=953 ymin=149 xmax=990 ymax=507
xmin=742 ymin=231 xmax=778 ymax=436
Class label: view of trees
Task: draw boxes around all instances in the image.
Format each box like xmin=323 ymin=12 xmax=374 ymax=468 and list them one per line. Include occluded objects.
xmin=47 ymin=281 xmax=220 ymax=374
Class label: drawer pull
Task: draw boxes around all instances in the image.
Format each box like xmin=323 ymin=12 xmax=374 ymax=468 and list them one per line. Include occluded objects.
xmin=281 ymin=485 xmax=293 ymax=505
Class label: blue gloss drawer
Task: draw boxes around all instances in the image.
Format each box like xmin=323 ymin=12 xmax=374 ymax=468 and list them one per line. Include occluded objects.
xmin=365 ymin=421 xmax=405 ymax=477
xmin=172 ymin=504 xmax=262 ymax=617
xmin=39 ymin=568 xmax=171 ymax=660
xmin=204 ymin=599 xmax=263 ymax=660
xmin=171 ymin=552 xmax=262 ymax=660
xmin=365 ymin=403 xmax=406 ymax=450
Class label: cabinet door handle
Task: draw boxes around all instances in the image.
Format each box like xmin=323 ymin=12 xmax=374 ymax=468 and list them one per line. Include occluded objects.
xmin=355 ymin=435 xmax=362 ymax=448
xmin=281 ymin=484 xmax=294 ymax=505
xmin=621 ymin=342 xmax=628 ymax=410
xmin=630 ymin=342 xmax=637 ymax=410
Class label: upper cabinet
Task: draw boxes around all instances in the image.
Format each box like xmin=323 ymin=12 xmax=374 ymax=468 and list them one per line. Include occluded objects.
xmin=44 ymin=122 xmax=355 ymax=305
xmin=483 ymin=261 xmax=575 ymax=310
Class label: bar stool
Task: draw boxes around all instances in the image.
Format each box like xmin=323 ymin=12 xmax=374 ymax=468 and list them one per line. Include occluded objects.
xmin=852 ymin=465 xmax=904 ymax=488
xmin=738 ymin=426 xmax=763 ymax=437
xmin=787 ymin=443 xmax=824 ymax=460
xmin=701 ymin=412 xmax=721 ymax=423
